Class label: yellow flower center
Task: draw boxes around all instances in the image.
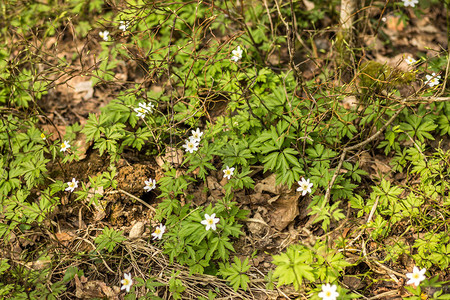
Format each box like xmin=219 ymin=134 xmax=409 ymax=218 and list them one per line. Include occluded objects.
xmin=123 ymin=279 xmax=130 ymax=285
xmin=188 ymin=142 xmax=194 ymax=148
xmin=154 ymin=228 xmax=161 ymax=234
xmin=69 ymin=182 xmax=75 ymax=188
xmin=325 ymin=291 xmax=331 ymax=297
xmin=61 ymin=143 xmax=66 ymax=148
xmin=225 ymin=170 xmax=231 ymax=175
xmin=413 ymin=273 xmax=419 ymax=279
xmin=208 ymin=219 xmax=214 ymax=225
xmin=302 ymin=184 xmax=308 ymax=190
xmin=41 ymin=133 xmax=45 ymax=138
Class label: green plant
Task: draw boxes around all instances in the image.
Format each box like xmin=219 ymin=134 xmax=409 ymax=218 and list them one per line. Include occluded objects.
xmin=94 ymin=226 xmax=126 ymax=253
xmin=272 ymin=240 xmax=352 ymax=291
xmin=218 ymin=256 xmax=251 ymax=291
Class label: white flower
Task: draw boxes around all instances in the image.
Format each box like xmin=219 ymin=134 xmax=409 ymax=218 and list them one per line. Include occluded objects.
xmin=223 ymin=166 xmax=235 ymax=179
xmin=231 ymin=46 xmax=243 ymax=62
xmin=133 ymin=102 xmax=154 ymax=118
xmin=99 ymin=30 xmax=110 ymax=41
xmin=65 ymin=178 xmax=79 ymax=193
xmin=60 ymin=140 xmax=70 ymax=152
xmin=425 ymin=73 xmax=441 ymax=88
xmin=297 ymin=177 xmax=313 ymax=196
xmin=121 ymin=273 xmax=133 ymax=293
xmin=318 ymin=284 xmax=339 ymax=300
xmin=41 ymin=133 xmax=46 ymax=140
xmin=119 ymin=21 xmax=128 ymax=32
xmin=182 ymin=139 xmax=199 ymax=153
xmin=144 ymin=178 xmax=156 ymax=192
xmin=406 ymin=266 xmax=426 ymax=286
xmin=152 ymin=224 xmax=166 ymax=240
xmin=405 ymin=56 xmax=417 ymax=65
xmin=403 ymin=0 xmax=418 ymax=7
xmin=190 ymin=128 xmax=203 ymax=142
xmin=201 ymin=213 xmax=220 ymax=231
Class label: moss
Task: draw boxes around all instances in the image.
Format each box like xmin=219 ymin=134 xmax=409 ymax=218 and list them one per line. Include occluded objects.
xmin=359 ymin=61 xmax=416 ymax=89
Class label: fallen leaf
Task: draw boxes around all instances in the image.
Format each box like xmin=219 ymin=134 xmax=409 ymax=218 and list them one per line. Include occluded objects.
xmin=55 ymin=231 xmax=75 ymax=246
xmin=74 ymin=80 xmax=93 ymax=100
xmin=269 ymin=192 xmax=300 ymax=231
xmin=386 ymin=15 xmax=404 ymax=32
xmin=74 ymin=274 xmax=118 ymax=299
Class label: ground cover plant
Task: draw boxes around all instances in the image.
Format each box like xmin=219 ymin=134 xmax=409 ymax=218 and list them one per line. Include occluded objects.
xmin=0 ymin=0 xmax=450 ymax=299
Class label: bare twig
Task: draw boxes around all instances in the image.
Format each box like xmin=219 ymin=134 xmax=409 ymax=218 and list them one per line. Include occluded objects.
xmin=274 ymin=0 xmax=304 ymax=86
xmin=107 ymin=189 xmax=156 ymax=212
xmin=321 ymin=101 xmax=406 ymax=210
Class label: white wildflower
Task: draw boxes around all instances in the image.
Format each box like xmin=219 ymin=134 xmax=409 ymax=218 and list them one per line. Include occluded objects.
xmin=406 ymin=266 xmax=426 ymax=287
xmin=425 ymin=72 xmax=441 ymax=88
xmin=152 ymin=224 xmax=166 ymax=240
xmin=223 ymin=166 xmax=235 ymax=180
xmin=99 ymin=30 xmax=110 ymax=41
xmin=405 ymin=56 xmax=417 ymax=65
xmin=65 ymin=178 xmax=79 ymax=193
xmin=201 ymin=213 xmax=220 ymax=231
xmin=318 ymin=284 xmax=339 ymax=300
xmin=182 ymin=139 xmax=199 ymax=153
xmin=133 ymin=102 xmax=154 ymax=118
xmin=60 ymin=140 xmax=70 ymax=152
xmin=144 ymin=178 xmax=157 ymax=192
xmin=120 ymin=273 xmax=133 ymax=293
xmin=297 ymin=177 xmax=313 ymax=196
xmin=403 ymin=0 xmax=419 ymax=7
xmin=190 ymin=128 xmax=203 ymax=142
xmin=119 ymin=21 xmax=128 ymax=32
xmin=231 ymin=46 xmax=243 ymax=62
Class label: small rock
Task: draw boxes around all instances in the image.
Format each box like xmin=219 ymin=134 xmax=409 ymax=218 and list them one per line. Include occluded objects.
xmin=129 ymin=221 xmax=145 ymax=239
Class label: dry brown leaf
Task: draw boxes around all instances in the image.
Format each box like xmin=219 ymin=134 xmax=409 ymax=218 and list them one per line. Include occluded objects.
xmin=155 ymin=146 xmax=184 ymax=168
xmin=386 ymin=15 xmax=405 ymax=32
xmin=342 ymin=96 xmax=358 ymax=110
xmin=55 ymin=231 xmax=75 ymax=244
xmin=303 ymin=0 xmax=315 ymax=11
xmin=252 ymin=174 xmax=300 ymax=231
xmin=359 ymin=152 xmax=392 ymax=179
xmin=74 ymin=80 xmax=94 ymax=100
xmin=74 ymin=274 xmax=118 ymax=299
xmin=269 ymin=192 xmax=300 ymax=231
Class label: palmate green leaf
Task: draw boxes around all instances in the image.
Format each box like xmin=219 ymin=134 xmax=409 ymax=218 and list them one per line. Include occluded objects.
xmin=94 ymin=226 xmax=126 ymax=253
xmin=262 ymin=151 xmax=279 ymax=172
xmin=214 ymin=235 xmax=234 ymax=261
xmin=277 ymin=151 xmax=289 ymax=171
xmin=272 ymin=246 xmax=316 ymax=291
xmin=400 ymin=114 xmax=437 ymax=142
xmin=275 ymin=168 xmax=298 ymax=187
xmin=438 ymin=113 xmax=450 ymax=135
xmin=331 ymin=178 xmax=358 ymax=200
xmin=219 ymin=141 xmax=254 ymax=167
xmin=21 ymin=152 xmax=49 ymax=188
xmin=218 ymin=256 xmax=251 ymax=291
xmin=122 ymin=128 xmax=152 ymax=151
xmin=82 ymin=113 xmax=109 ymax=142
xmin=283 ymin=148 xmax=301 ymax=168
